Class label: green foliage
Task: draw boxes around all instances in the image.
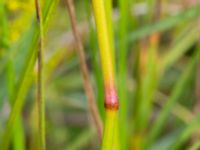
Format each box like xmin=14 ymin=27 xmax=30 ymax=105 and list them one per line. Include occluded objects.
xmin=0 ymin=0 xmax=200 ymax=149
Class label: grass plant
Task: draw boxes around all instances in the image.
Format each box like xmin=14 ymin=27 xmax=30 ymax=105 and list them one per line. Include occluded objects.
xmin=0 ymin=1 xmax=200 ymax=150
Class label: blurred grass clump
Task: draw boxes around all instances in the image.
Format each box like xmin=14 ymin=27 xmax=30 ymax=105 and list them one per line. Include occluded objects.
xmin=0 ymin=0 xmax=200 ymax=149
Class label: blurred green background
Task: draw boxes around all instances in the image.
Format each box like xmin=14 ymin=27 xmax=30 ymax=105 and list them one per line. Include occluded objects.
xmin=0 ymin=0 xmax=200 ymax=149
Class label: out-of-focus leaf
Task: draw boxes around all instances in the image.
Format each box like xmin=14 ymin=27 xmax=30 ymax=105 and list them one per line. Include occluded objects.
xmin=0 ymin=0 xmax=59 ymax=149
xmin=162 ymin=23 xmax=199 ymax=70
xmin=170 ymin=115 xmax=200 ymax=150
xmin=66 ymin=128 xmax=96 ymax=150
xmin=128 ymin=6 xmax=200 ymax=42
xmin=145 ymin=46 xmax=200 ymax=148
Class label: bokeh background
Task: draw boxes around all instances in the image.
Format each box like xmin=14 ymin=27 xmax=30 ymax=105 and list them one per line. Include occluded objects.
xmin=0 ymin=0 xmax=200 ymax=149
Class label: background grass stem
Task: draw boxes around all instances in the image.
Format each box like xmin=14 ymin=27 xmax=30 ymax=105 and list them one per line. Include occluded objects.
xmin=66 ymin=0 xmax=103 ymax=140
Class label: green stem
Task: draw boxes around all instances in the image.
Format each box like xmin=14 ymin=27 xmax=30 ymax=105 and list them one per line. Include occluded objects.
xmin=35 ymin=0 xmax=46 ymax=149
xmin=91 ymin=0 xmax=119 ymax=148
xmin=89 ymin=27 xmax=105 ymax=120
xmin=84 ymin=0 xmax=105 ymax=120
xmin=102 ymin=110 xmax=117 ymax=150
xmin=104 ymin=0 xmax=115 ymax=71
xmin=118 ymin=0 xmax=130 ymax=148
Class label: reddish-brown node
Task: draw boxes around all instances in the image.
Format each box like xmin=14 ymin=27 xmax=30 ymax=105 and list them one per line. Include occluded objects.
xmin=104 ymin=85 xmax=119 ymax=110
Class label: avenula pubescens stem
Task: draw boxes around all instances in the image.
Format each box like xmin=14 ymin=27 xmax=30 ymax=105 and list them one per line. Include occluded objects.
xmin=65 ymin=0 xmax=103 ymax=140
xmin=35 ymin=0 xmax=46 ymax=149
xmin=104 ymin=0 xmax=115 ymax=70
xmin=91 ymin=0 xmax=119 ymax=149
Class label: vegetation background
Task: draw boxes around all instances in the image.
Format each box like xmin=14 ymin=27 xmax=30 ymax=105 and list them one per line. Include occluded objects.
xmin=0 ymin=0 xmax=200 ymax=149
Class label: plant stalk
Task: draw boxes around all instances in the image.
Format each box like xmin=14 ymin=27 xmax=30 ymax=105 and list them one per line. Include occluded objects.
xmin=35 ymin=0 xmax=46 ymax=149
xmin=65 ymin=0 xmax=103 ymax=140
xmin=91 ymin=0 xmax=119 ymax=149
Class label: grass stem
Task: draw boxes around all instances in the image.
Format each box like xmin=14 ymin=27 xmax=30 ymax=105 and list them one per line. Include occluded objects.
xmin=91 ymin=0 xmax=119 ymax=149
xmin=102 ymin=110 xmax=117 ymax=150
xmin=65 ymin=0 xmax=103 ymax=140
xmin=35 ymin=0 xmax=46 ymax=149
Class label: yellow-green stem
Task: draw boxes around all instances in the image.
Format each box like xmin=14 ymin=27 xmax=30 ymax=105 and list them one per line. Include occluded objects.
xmin=91 ymin=0 xmax=119 ymax=148
xmin=102 ymin=110 xmax=118 ymax=150
xmin=104 ymin=0 xmax=115 ymax=72
xmin=91 ymin=0 xmax=115 ymax=82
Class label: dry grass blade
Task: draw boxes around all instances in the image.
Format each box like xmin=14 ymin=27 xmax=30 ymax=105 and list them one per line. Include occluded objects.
xmin=65 ymin=0 xmax=103 ymax=140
